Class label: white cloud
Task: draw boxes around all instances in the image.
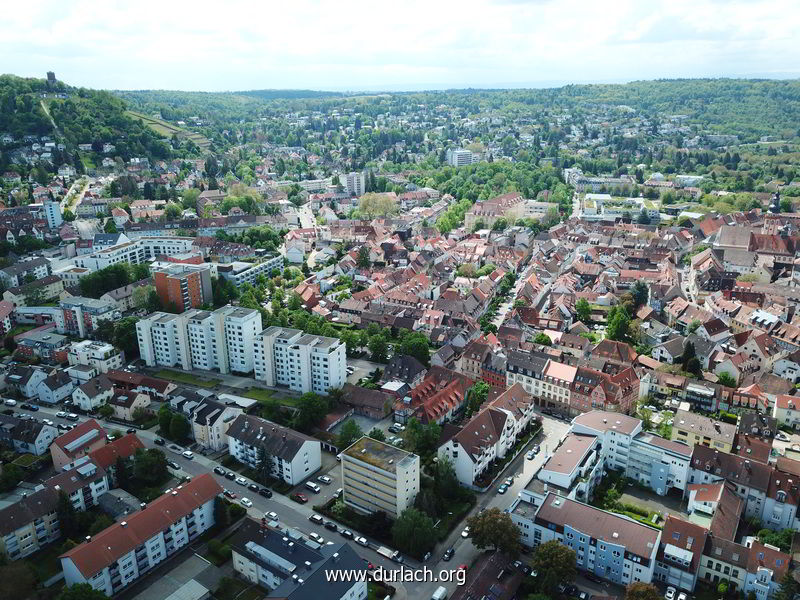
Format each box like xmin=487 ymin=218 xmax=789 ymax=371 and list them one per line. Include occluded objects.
xmin=1 ymin=0 xmax=798 ymax=90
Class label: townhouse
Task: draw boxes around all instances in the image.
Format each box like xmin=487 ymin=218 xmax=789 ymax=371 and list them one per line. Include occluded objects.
xmin=226 ymin=414 xmax=322 ymax=486
xmin=50 ymin=419 xmax=108 ymax=469
xmin=49 ymin=455 xmax=109 ymax=511
xmin=190 ymin=397 xmax=242 ymax=451
xmin=671 ymin=410 xmax=736 ymax=453
xmin=254 ymin=326 xmax=346 ymax=395
xmin=72 ymin=375 xmax=115 ymax=411
xmin=107 ymin=390 xmax=151 ymax=422
xmin=341 ymin=436 xmax=420 ymax=518
xmin=0 ymin=413 xmax=58 ymax=455
xmin=60 ymin=474 xmax=222 ymax=596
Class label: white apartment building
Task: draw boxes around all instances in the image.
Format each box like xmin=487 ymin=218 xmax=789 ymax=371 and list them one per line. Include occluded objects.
xmin=341 ymin=436 xmax=420 ymax=518
xmin=254 ymin=326 xmax=346 ymax=395
xmin=342 ymin=171 xmax=365 ymax=196
xmin=136 ymin=312 xmax=191 ymax=370
xmin=220 ymin=307 xmax=262 ymax=375
xmin=446 ymin=148 xmax=477 ymax=167
xmin=216 ymin=255 xmax=284 ymax=287
xmin=67 ymin=340 xmax=123 ymax=373
xmin=49 ymin=456 xmax=109 ymax=511
xmin=137 ymin=306 xmax=262 ymax=375
xmin=60 ymin=474 xmax=222 ymax=596
xmin=72 ymin=237 xmax=195 ymax=271
xmin=44 ymin=200 xmax=63 ymax=229
xmin=226 ymin=414 xmax=321 ymax=485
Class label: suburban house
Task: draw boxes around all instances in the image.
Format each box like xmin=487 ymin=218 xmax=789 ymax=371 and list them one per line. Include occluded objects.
xmin=50 ymin=419 xmax=108 ymax=469
xmin=190 ymin=397 xmax=243 ymax=451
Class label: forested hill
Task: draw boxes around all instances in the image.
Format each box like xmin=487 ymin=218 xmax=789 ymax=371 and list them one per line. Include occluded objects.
xmin=0 ymin=74 xmax=179 ymax=164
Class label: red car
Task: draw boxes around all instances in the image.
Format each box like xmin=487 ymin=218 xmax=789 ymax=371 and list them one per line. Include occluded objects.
xmin=291 ymin=492 xmax=308 ymax=504
xmin=223 ymin=489 xmax=237 ymax=500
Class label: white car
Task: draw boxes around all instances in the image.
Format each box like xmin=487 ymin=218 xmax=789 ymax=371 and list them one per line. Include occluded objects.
xmin=240 ymin=497 xmax=253 ymax=508
xmin=308 ymin=532 xmax=324 ymax=544
xmin=677 ymin=593 xmax=687 ymax=600
xmin=236 ymin=476 xmax=248 ymax=486
xmin=265 ymin=511 xmax=278 ymax=521
xmin=665 ymin=587 xmax=676 ymax=600
xmin=317 ymin=475 xmax=332 ymax=485
xmin=43 ymin=419 xmax=54 ymax=426
xmin=56 ymin=411 xmax=67 ymax=418
xmin=182 ymin=450 xmax=194 ymax=459
xmin=355 ymin=536 xmax=369 ymax=547
xmin=461 ymin=526 xmax=470 ymax=538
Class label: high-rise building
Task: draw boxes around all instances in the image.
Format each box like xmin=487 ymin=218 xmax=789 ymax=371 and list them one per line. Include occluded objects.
xmin=446 ymin=148 xmax=477 ymax=167
xmin=254 ymin=326 xmax=346 ymax=395
xmin=153 ymin=263 xmax=212 ymax=313
xmin=342 ymin=171 xmax=365 ymax=196
xmin=340 ymin=436 xmax=420 ymax=518
xmin=44 ymin=200 xmax=63 ymax=229
xmin=137 ymin=306 xmax=262 ymax=375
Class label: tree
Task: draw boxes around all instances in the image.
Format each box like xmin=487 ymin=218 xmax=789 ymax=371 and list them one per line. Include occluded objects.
xmin=465 ymin=381 xmax=489 ymax=418
xmin=214 ymin=497 xmax=231 ymax=528
xmin=357 ymin=245 xmax=371 ymax=269
xmin=256 ymin=446 xmax=274 ymax=484
xmin=358 ymin=192 xmax=398 ymax=218
xmin=639 ymin=407 xmax=653 ymax=431
xmin=368 ymin=427 xmax=386 ymax=442
xmin=626 ymin=582 xmax=661 ymax=600
xmin=467 ymin=508 xmax=521 ymax=557
xmin=391 ymin=508 xmax=437 ymax=557
xmin=114 ymin=455 xmax=130 ymax=489
xmin=88 ymin=514 xmax=114 ymax=536
xmin=575 ymin=298 xmax=591 ymax=323
xmin=717 ymin=371 xmax=737 ymax=388
xmin=132 ymin=285 xmax=154 ymax=311
xmin=397 ymin=332 xmax=431 ymax=366
xmin=293 ymin=393 xmax=329 ymax=432
xmin=433 ymin=455 xmax=462 ymax=501
xmin=775 ymin=572 xmax=800 ymax=600
xmin=606 ymin=305 xmax=630 ymax=341
xmin=368 ymin=335 xmax=389 ymax=362
xmin=687 ymin=319 xmax=702 ymax=334
xmin=631 ymin=281 xmax=649 ymax=309
xmin=288 ymin=293 xmax=303 ymax=311
xmin=534 ymin=332 xmax=552 ymax=346
xmin=405 ymin=418 xmax=441 ymax=457
xmin=531 ymin=539 xmax=577 ymax=595
xmin=97 ymin=404 xmax=113 ymax=418
xmin=104 ymin=218 xmax=117 ymax=233
xmin=169 ymin=413 xmax=191 ymax=442
xmin=112 ymin=317 xmax=140 ymax=357
xmin=158 ymin=405 xmax=173 ymax=434
xmin=132 ymin=448 xmax=168 ymax=486
xmin=56 ymin=490 xmax=79 ymax=539
xmin=337 ymin=419 xmax=363 ymax=449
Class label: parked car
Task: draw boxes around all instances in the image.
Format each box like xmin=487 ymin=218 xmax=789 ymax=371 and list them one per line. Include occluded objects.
xmin=214 ymin=466 xmax=226 ymax=476
xmin=309 ymin=514 xmax=324 ymax=524
xmin=677 ymin=593 xmax=687 ymax=600
xmin=225 ymin=471 xmax=236 ymax=480
xmin=43 ymin=419 xmax=54 ymax=426
xmin=235 ymin=476 xmax=248 ymax=486
xmin=182 ymin=450 xmax=194 ymax=459
xmin=442 ymin=547 xmax=455 ymax=561
xmin=3 ymin=399 xmax=16 ymax=406
xmin=223 ymin=489 xmax=236 ymax=499
xmin=324 ymin=521 xmax=338 ymax=531
xmin=240 ymin=497 xmax=253 ymax=508
xmin=291 ymin=493 xmax=308 ymax=504
xmin=584 ymin=572 xmax=603 ymax=584
xmin=248 ymin=483 xmax=259 ymax=492
xmin=154 ymin=438 xmax=165 ymax=446
xmin=525 ymin=450 xmax=535 ymax=460
xmin=265 ymin=511 xmax=278 ymax=521
xmin=340 ymin=529 xmax=354 ymax=540
xmin=258 ymin=487 xmax=273 ymax=498
xmin=58 ymin=423 xmax=70 ymax=431
xmin=308 ymin=532 xmax=324 ymax=544
xmin=461 ymin=526 xmax=470 ymax=538
xmin=665 ymin=587 xmax=676 ymax=600
xmin=355 ymin=536 xmax=369 ymax=547
xmin=504 ymin=477 xmax=513 ymax=486
xmin=498 ymin=484 xmax=508 ymax=494
xmin=28 ymin=404 xmax=39 ymax=412
xmin=335 ymin=488 xmax=343 ymax=498
xmin=126 ymin=428 xmax=137 ymax=434
xmin=66 ymin=413 xmax=78 ymax=421
xmin=532 ymin=445 xmax=540 ymax=454
xmin=168 ymin=461 xmax=180 ymax=470
xmin=305 ymin=481 xmax=321 ymax=494
xmin=317 ymin=475 xmax=332 ymax=485
xmin=776 ymin=432 xmax=790 ymax=441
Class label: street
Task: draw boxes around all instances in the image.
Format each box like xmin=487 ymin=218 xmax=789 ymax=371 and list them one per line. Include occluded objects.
xmin=492 ymin=262 xmax=534 ymax=327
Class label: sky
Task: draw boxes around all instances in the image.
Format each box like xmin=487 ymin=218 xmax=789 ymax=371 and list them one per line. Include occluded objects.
xmin=2 ymin=0 xmax=799 ymax=92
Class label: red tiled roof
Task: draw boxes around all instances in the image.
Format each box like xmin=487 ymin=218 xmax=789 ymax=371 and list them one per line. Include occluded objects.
xmin=61 ymin=473 xmax=222 ymax=578
xmin=89 ymin=433 xmax=145 ymax=469
xmin=53 ymin=418 xmax=106 ymax=455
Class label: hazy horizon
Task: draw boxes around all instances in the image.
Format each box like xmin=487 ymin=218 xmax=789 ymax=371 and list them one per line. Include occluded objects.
xmin=3 ymin=0 xmax=799 ymax=93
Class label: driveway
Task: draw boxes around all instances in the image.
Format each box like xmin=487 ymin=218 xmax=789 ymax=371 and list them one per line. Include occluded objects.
xmin=620 ymin=485 xmax=687 ymax=517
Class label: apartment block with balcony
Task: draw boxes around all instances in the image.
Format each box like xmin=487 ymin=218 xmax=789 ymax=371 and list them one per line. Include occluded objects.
xmin=254 ymin=326 xmax=346 ymax=395
xmin=219 ymin=306 xmax=262 ymax=375
xmin=0 ymin=487 xmax=60 ymax=560
xmin=48 ymin=456 xmax=109 ymax=511
xmin=153 ymin=263 xmax=212 ymax=313
xmin=341 ymin=436 xmax=420 ymax=518
xmin=60 ymin=474 xmax=221 ymax=596
xmin=136 ymin=312 xmax=191 ymax=370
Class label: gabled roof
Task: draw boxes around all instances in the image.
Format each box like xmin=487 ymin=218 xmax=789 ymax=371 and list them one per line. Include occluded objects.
xmin=89 ymin=433 xmax=145 ymax=469
xmin=0 ymin=487 xmax=59 ymax=536
xmin=52 ymin=418 xmax=106 ymax=457
xmin=226 ymin=415 xmax=317 ymax=461
xmin=61 ymin=473 xmax=222 ymax=578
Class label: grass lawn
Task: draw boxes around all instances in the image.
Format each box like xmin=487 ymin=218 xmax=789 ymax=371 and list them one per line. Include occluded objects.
xmin=154 ymin=369 xmax=220 ymax=388
xmin=243 ymin=387 xmax=301 ymax=408
xmin=12 ymin=453 xmax=40 ymax=468
xmin=7 ymin=324 xmax=36 ymax=337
